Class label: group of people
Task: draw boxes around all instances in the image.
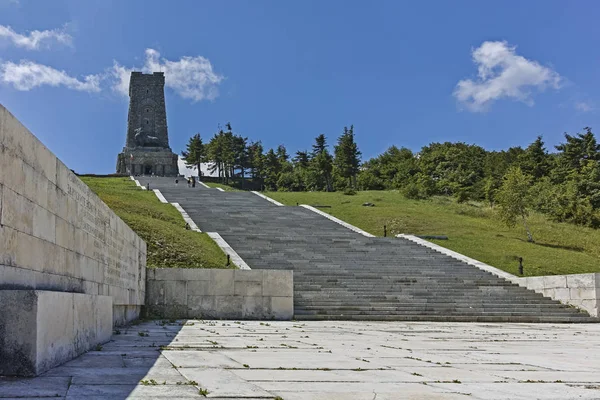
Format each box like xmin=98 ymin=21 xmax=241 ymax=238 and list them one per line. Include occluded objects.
xmin=174 ymin=176 xmax=197 ymax=188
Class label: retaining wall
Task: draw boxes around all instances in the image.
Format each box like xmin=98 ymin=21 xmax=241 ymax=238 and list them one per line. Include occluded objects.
xmin=516 ymin=273 xmax=599 ymax=317
xmin=0 ymin=104 xmax=146 ymax=375
xmin=145 ymin=268 xmax=294 ymax=320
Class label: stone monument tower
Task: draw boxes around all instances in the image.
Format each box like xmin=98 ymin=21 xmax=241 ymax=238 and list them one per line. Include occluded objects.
xmin=116 ymin=71 xmax=179 ymax=176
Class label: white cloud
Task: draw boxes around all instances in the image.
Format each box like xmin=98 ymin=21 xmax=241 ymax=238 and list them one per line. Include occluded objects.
xmin=454 ymin=41 xmax=561 ymax=112
xmin=0 ymin=60 xmax=101 ymax=92
xmin=0 ymin=24 xmax=72 ymax=50
xmin=111 ymin=48 xmax=223 ymax=101
xmin=0 ymin=48 xmax=222 ymax=98
xmin=0 ymin=0 xmax=20 ymax=6
xmin=110 ymin=62 xmax=133 ymax=96
xmin=575 ymin=101 xmax=593 ymax=112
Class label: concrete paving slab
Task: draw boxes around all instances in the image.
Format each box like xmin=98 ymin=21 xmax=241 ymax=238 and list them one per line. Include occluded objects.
xmin=3 ymin=320 xmax=600 ymax=399
xmin=178 ymin=368 xmax=273 ymax=398
xmin=64 ymin=384 xmax=200 ymax=399
xmin=274 ymin=392 xmax=472 ymax=400
xmin=232 ymin=368 xmax=422 ymax=383
xmin=162 ymin=351 xmax=242 ymax=368
xmin=429 ymin=382 xmax=600 ymax=400
xmin=0 ymin=376 xmax=70 ymax=397
xmin=68 ymin=367 xmax=186 ymax=385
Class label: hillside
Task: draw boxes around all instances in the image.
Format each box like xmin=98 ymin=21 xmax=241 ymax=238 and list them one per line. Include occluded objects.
xmin=265 ymin=190 xmax=600 ymax=276
xmin=81 ymin=177 xmax=234 ymax=269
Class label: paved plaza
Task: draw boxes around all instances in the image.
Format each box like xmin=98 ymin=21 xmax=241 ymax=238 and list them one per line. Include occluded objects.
xmin=1 ymin=320 xmax=599 ymax=399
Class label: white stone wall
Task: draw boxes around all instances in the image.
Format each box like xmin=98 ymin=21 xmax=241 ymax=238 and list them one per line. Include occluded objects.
xmin=0 ymin=105 xmax=146 ymax=321
xmin=146 ymin=268 xmax=294 ymax=320
xmin=516 ymin=273 xmax=599 ymax=317
xmin=0 ymin=290 xmax=112 ymax=376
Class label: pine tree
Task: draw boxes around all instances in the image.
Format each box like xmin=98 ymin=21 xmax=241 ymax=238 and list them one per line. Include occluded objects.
xmin=232 ymin=135 xmax=249 ymax=184
xmin=555 ymin=127 xmax=600 ymax=173
xmin=264 ymin=149 xmax=281 ymax=190
xmin=312 ymin=134 xmax=327 ymax=156
xmin=309 ymin=134 xmax=333 ymax=191
xmin=206 ymin=130 xmax=225 ymax=180
xmin=276 ymin=144 xmax=289 ymax=162
xmin=519 ymin=136 xmax=550 ymax=180
xmin=248 ymin=141 xmax=265 ymax=180
xmin=181 ymin=133 xmax=205 ymax=176
xmin=334 ymin=125 xmax=362 ymax=189
xmin=293 ymin=151 xmax=310 ymax=168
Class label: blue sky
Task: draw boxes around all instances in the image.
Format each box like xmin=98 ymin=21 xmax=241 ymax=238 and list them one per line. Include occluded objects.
xmin=1 ymin=0 xmax=599 ymax=173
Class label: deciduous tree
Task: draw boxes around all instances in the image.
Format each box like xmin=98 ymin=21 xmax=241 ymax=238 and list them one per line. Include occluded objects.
xmin=496 ymin=167 xmax=534 ymax=242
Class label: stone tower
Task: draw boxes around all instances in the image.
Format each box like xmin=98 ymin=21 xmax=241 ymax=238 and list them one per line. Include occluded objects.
xmin=116 ymin=72 xmax=179 ymax=176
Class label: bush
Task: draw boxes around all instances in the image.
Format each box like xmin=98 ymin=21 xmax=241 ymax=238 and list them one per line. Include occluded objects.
xmin=402 ymin=183 xmax=425 ymax=199
xmin=343 ymin=188 xmax=357 ymax=196
xmin=455 ymin=189 xmax=470 ymax=204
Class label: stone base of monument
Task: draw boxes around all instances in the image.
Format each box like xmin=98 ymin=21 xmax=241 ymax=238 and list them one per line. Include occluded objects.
xmin=0 ymin=290 xmax=113 ymax=377
xmin=116 ymin=148 xmax=179 ymax=176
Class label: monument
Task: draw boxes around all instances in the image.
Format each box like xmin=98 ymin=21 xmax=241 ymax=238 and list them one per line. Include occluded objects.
xmin=116 ymin=72 xmax=179 ymax=176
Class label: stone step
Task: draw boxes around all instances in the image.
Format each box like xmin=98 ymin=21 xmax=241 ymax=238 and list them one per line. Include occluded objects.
xmin=294 ymin=310 xmax=586 ymax=318
xmin=145 ymin=176 xmax=597 ymax=323
xmin=293 ymin=314 xmax=599 ymax=323
xmin=293 ymin=305 xmax=582 ymax=313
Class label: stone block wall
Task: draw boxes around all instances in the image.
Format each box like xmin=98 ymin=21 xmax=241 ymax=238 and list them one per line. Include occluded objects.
xmin=145 ymin=269 xmax=294 ymax=320
xmin=0 ymin=290 xmax=112 ymax=376
xmin=516 ymin=273 xmax=599 ymax=317
xmin=0 ymin=104 xmax=146 ymax=324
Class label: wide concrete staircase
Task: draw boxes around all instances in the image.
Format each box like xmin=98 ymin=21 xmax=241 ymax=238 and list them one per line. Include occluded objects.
xmin=143 ymin=177 xmax=597 ymax=322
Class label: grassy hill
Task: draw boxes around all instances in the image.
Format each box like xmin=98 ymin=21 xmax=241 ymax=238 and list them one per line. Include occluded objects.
xmin=81 ymin=177 xmax=234 ymax=269
xmin=265 ymin=190 xmax=600 ymax=277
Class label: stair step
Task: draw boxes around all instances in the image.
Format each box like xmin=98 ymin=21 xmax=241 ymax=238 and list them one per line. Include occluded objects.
xmin=144 ymin=176 xmax=598 ymax=323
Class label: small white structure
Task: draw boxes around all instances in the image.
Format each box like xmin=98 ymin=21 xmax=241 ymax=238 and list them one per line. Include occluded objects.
xmin=177 ymin=156 xmax=220 ymax=178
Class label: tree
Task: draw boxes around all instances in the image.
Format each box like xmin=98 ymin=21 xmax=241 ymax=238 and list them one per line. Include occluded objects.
xmin=496 ymin=167 xmax=534 ymax=242
xmin=293 ymin=150 xmax=310 ymax=168
xmin=309 ymin=134 xmax=333 ymax=191
xmin=418 ymin=142 xmax=486 ymax=199
xmin=181 ymin=133 xmax=206 ymax=176
xmin=519 ymin=136 xmax=550 ymax=180
xmin=276 ymin=144 xmax=289 ymax=163
xmin=263 ymin=149 xmax=281 ymax=190
xmin=359 ymin=146 xmax=417 ymax=190
xmin=312 ymin=134 xmax=327 ymax=156
xmin=334 ymin=125 xmax=361 ymax=189
xmin=248 ymin=141 xmax=265 ymax=181
xmin=232 ymin=135 xmax=249 ymax=186
xmin=555 ymin=127 xmax=600 ymax=178
xmin=206 ymin=130 xmax=225 ymax=180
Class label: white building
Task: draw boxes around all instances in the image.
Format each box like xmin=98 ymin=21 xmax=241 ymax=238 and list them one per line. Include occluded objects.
xmin=177 ymin=157 xmax=220 ymax=178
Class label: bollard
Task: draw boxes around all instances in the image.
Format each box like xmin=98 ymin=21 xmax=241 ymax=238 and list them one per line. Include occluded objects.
xmin=226 ymin=254 xmax=231 ymax=266
xmin=384 ymin=225 xmax=387 ymax=237
xmin=518 ymin=257 xmax=524 ymax=276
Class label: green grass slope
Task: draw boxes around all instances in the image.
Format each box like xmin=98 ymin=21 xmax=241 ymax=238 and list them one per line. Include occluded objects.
xmin=266 ymin=191 xmax=600 ymax=277
xmin=81 ymin=177 xmax=234 ymax=269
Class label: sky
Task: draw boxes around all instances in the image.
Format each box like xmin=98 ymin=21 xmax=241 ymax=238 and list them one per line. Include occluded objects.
xmin=1 ymin=0 xmax=599 ymax=174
